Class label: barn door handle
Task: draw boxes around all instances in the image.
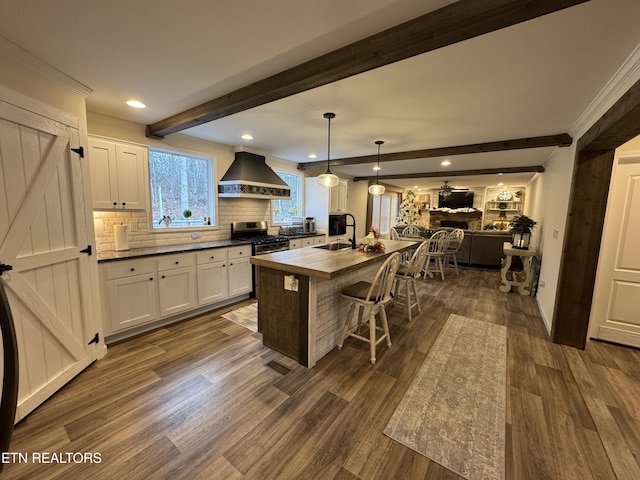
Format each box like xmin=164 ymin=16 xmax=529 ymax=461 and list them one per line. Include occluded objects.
xmin=0 ymin=263 xmax=13 ymax=276
xmin=87 ymin=333 xmax=99 ymax=345
xmin=71 ymin=146 xmax=84 ymax=158
xmin=80 ymin=245 xmax=92 ymax=256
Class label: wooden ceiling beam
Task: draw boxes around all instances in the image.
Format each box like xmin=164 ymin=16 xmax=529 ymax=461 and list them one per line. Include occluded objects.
xmin=146 ymin=0 xmax=589 ymax=138
xmin=298 ymin=134 xmax=571 ymax=170
xmin=352 ymin=165 xmax=545 ymax=182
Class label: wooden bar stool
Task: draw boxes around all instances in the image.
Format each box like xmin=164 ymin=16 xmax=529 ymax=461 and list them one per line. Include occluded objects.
xmin=394 ymin=241 xmax=429 ymax=321
xmin=338 ymin=252 xmax=401 ymax=364
xmin=423 ymin=230 xmax=450 ymax=280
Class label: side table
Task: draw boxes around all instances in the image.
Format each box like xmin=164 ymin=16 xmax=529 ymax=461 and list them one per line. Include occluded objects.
xmin=499 ymin=242 xmax=537 ymax=295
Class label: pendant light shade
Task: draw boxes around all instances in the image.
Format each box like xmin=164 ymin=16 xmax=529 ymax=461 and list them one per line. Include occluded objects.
xmin=317 ymin=112 xmax=340 ymax=188
xmin=368 ymin=140 xmax=385 ymax=196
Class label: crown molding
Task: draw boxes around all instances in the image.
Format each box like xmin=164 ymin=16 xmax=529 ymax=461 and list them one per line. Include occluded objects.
xmin=0 ymin=36 xmax=92 ymax=97
xmin=570 ymin=42 xmax=640 ymax=138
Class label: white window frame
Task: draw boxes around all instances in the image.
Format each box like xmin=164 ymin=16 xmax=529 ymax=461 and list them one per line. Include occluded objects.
xmin=272 ymin=169 xmax=303 ymax=225
xmin=148 ymin=147 xmax=217 ymax=231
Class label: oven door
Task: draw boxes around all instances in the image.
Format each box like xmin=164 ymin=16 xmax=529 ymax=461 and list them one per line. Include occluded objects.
xmin=328 ymin=214 xmax=346 ymax=236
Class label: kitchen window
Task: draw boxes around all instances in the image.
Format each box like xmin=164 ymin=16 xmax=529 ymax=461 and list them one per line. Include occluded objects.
xmin=272 ymin=170 xmax=302 ymax=225
xmin=371 ymin=193 xmax=398 ymax=236
xmin=148 ymin=148 xmax=216 ymax=229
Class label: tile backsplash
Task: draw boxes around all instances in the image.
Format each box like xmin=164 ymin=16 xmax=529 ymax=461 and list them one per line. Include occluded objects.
xmin=94 ymin=198 xmax=273 ymax=253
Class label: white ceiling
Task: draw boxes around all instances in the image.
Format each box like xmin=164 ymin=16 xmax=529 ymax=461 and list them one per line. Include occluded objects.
xmin=2 ymin=0 xmax=640 ymax=191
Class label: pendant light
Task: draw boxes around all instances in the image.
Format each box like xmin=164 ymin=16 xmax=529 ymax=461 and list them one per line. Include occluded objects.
xmin=368 ymin=140 xmax=385 ymax=196
xmin=317 ymin=112 xmax=340 ymax=188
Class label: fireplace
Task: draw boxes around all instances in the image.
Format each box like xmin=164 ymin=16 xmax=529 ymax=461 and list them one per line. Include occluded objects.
xmin=440 ymin=220 xmax=469 ymax=229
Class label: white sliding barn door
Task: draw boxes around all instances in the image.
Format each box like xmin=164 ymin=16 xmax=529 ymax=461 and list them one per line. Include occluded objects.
xmin=0 ymin=90 xmax=102 ymax=421
xmin=590 ymin=152 xmax=640 ymax=348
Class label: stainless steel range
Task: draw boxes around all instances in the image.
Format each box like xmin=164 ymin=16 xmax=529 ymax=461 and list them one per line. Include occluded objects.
xmin=231 ymin=221 xmax=289 ymax=255
xmin=231 ymin=221 xmax=288 ymax=298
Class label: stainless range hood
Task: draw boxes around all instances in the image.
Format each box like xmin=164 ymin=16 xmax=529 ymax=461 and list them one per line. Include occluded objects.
xmin=218 ymin=151 xmax=291 ymax=199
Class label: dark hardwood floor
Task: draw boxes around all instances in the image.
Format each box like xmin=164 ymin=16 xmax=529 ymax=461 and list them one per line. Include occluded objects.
xmin=4 ymin=267 xmax=640 ymax=479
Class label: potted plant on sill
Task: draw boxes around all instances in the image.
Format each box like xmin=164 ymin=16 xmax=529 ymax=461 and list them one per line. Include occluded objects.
xmin=183 ymin=209 xmax=192 ymax=226
xmin=509 ymin=214 xmax=536 ymax=249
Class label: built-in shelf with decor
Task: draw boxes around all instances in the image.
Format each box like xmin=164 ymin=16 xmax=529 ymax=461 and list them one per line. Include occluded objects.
xmin=483 ymin=188 xmax=525 ymax=230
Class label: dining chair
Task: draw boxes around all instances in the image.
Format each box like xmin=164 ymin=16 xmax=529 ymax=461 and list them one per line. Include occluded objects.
xmin=338 ymin=252 xmax=401 ymax=364
xmin=401 ymin=225 xmax=421 ymax=237
xmin=444 ymin=228 xmax=465 ymax=275
xmin=394 ymin=241 xmax=429 ymax=321
xmin=423 ymin=230 xmax=450 ymax=281
xmin=390 ymin=227 xmax=400 ymax=240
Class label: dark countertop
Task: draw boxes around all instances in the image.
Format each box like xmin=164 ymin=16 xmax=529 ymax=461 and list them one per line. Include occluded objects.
xmin=97 ymin=239 xmax=253 ymax=263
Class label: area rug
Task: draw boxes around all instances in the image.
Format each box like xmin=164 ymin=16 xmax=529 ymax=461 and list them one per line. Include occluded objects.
xmin=221 ymin=303 xmax=258 ymax=332
xmin=384 ymin=314 xmax=507 ymax=480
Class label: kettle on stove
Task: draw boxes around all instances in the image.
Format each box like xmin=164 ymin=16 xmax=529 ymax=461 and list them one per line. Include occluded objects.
xmin=303 ymin=217 xmax=316 ymax=234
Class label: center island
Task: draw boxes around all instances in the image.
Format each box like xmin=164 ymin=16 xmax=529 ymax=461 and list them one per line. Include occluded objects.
xmin=250 ymin=239 xmax=417 ymax=367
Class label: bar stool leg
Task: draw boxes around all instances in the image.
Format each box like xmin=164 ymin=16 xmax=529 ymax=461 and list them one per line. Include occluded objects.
xmin=338 ymin=303 xmax=356 ymax=349
xmin=380 ymin=307 xmax=391 ymax=347
xmin=412 ymin=278 xmax=422 ymax=314
xmin=368 ymin=307 xmax=377 ymax=364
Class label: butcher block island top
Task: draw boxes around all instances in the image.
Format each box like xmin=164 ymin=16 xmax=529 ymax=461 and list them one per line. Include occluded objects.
xmin=252 ymin=239 xmax=417 ymax=368
xmin=250 ymin=239 xmax=417 ymax=280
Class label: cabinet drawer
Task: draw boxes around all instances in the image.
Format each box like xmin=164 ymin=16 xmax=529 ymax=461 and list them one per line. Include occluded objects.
xmin=196 ymin=248 xmax=228 ymax=265
xmin=157 ymin=252 xmax=195 ymax=271
xmin=228 ymin=245 xmax=252 ymax=260
xmin=106 ymin=258 xmax=156 ymax=280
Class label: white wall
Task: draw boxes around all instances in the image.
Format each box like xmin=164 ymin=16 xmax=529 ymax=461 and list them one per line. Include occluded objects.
xmin=534 ymin=45 xmax=640 ymax=335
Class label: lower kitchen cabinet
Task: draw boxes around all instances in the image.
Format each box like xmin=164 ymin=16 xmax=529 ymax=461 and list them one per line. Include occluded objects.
xmin=105 ymin=258 xmax=159 ymax=333
xmin=196 ymin=248 xmax=229 ymax=306
xmin=227 ymin=246 xmax=252 ymax=296
xmin=100 ymin=245 xmax=253 ymax=339
xmin=158 ymin=265 xmax=197 ymax=317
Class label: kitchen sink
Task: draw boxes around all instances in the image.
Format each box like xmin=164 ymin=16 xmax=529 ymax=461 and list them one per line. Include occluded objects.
xmin=314 ymin=242 xmax=353 ymax=251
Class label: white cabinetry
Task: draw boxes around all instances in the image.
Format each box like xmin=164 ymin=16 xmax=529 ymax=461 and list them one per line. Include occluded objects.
xmin=88 ymin=136 xmax=148 ymax=210
xmin=330 ymin=180 xmax=349 ymax=213
xmin=157 ymin=253 xmax=197 ymax=317
xmin=227 ymin=246 xmax=252 ymax=296
xmin=288 ymin=235 xmax=326 ymax=249
xmin=105 ymin=258 xmax=159 ymax=333
xmin=101 ymin=245 xmax=254 ymax=340
xmin=197 ymin=249 xmax=229 ymax=305
xmin=305 ymin=177 xmax=348 ymax=233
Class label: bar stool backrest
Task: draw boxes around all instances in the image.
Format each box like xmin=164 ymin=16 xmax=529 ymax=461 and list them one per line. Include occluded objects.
xmin=401 ymin=226 xmax=421 ymax=236
xmin=366 ymin=252 xmax=401 ymax=303
xmin=405 ymin=241 xmax=430 ymax=279
xmin=390 ymin=227 xmax=400 ymax=240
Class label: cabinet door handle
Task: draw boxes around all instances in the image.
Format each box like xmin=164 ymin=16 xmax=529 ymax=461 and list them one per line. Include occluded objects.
xmin=149 ymin=277 xmax=153 ymax=281
xmin=210 ymin=256 xmax=215 ymax=259
xmin=122 ymin=202 xmax=126 ymax=207
xmin=113 ymin=202 xmax=117 ymax=206
xmin=222 ymin=264 xmax=226 ymax=267
xmin=130 ymin=267 xmax=135 ymax=271
xmin=175 ymin=261 xmax=179 ymax=264
xmin=230 ymin=262 xmax=233 ymax=266
xmin=161 ymin=275 xmax=165 ymax=279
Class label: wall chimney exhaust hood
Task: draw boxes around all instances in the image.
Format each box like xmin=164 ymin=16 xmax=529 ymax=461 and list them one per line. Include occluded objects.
xmin=218 ymin=151 xmax=291 ymax=200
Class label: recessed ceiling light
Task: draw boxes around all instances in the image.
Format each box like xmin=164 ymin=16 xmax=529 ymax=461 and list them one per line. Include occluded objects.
xmin=373 ymin=165 xmax=381 ymax=171
xmin=498 ymin=182 xmax=504 ymax=186
xmin=308 ymin=153 xmax=317 ymax=159
xmin=497 ymin=172 xmax=503 ymax=176
xmin=441 ymin=160 xmax=451 ymax=166
xmin=241 ymin=134 xmax=253 ymax=140
xmin=126 ymin=100 xmax=146 ymax=108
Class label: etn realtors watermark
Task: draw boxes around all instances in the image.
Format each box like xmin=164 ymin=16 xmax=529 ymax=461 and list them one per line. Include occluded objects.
xmin=2 ymin=451 xmax=102 ymax=464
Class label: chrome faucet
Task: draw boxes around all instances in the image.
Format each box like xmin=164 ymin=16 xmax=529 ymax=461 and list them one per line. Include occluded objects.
xmin=343 ymin=213 xmax=357 ymax=249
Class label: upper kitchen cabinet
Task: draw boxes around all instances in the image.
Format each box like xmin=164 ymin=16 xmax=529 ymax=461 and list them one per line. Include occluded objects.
xmin=305 ymin=177 xmax=349 ymax=235
xmin=88 ymin=136 xmax=148 ymax=210
xmin=329 ymin=180 xmax=348 ymax=213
